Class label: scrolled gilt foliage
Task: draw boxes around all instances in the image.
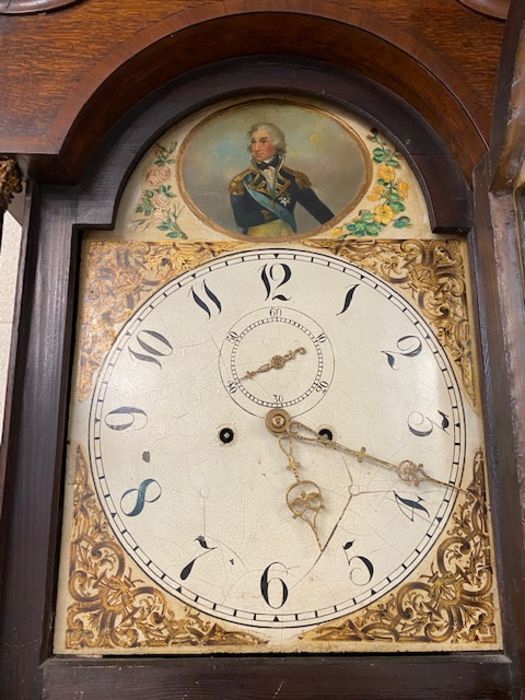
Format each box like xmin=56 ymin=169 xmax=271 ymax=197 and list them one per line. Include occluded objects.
xmin=78 ymin=240 xmax=244 ymax=400
xmin=0 ymin=156 xmax=23 ymax=210
xmin=66 ymin=446 xmax=266 ymax=650
xmin=302 ymin=450 xmax=496 ymax=644
xmin=310 ymin=238 xmax=477 ymax=407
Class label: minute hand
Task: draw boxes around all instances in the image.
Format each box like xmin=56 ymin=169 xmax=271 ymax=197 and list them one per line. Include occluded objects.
xmin=287 ymin=419 xmax=454 ymax=490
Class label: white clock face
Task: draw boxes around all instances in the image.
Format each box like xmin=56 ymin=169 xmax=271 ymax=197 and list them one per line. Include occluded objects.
xmin=89 ymin=248 xmax=465 ymax=629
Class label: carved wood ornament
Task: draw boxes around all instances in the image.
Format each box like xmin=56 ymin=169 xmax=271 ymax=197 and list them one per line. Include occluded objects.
xmin=0 ymin=157 xmax=22 ymax=211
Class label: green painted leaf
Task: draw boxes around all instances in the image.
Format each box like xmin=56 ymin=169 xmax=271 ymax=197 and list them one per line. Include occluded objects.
xmin=390 ymin=201 xmax=406 ymax=213
xmin=372 ymin=147 xmax=387 ymax=161
xmin=393 ymin=216 xmax=411 ymax=228
xmin=366 ymin=222 xmax=382 ymax=235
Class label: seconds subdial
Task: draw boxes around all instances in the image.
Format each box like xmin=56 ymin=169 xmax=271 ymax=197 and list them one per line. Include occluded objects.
xmin=219 ymin=306 xmax=335 ymax=416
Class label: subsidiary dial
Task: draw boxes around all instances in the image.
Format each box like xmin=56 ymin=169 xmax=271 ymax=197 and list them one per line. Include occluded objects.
xmin=219 ymin=306 xmax=335 ymax=416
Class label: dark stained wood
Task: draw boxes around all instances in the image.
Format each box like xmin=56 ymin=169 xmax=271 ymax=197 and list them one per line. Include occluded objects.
xmin=0 ymin=0 xmax=504 ymax=182
xmin=0 ymin=186 xmax=78 ymax=700
xmin=41 ymin=655 xmax=514 ymax=700
xmin=489 ymin=0 xmax=525 ymax=189
xmin=471 ymin=156 xmax=525 ymax=699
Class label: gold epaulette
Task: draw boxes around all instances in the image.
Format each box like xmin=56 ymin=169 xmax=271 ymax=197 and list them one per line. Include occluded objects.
xmin=282 ymin=167 xmax=311 ymax=189
xmin=229 ymin=168 xmax=251 ymax=195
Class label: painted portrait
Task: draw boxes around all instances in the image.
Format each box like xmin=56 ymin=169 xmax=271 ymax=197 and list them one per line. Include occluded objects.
xmin=178 ymin=99 xmax=372 ymax=240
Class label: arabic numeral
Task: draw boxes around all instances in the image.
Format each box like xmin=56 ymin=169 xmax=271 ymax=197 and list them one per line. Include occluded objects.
xmin=120 ymin=478 xmax=162 ymax=517
xmin=129 ymin=329 xmax=173 ymax=368
xmin=314 ymin=380 xmax=329 ymax=393
xmin=226 ymin=331 xmax=239 ymax=343
xmin=381 ymin=335 xmax=422 ymax=370
xmin=394 ymin=491 xmax=430 ymax=522
xmin=342 ymin=541 xmax=374 ymax=585
xmin=269 ymin=307 xmax=282 ymax=318
xmin=190 ymin=280 xmax=222 ymax=319
xmin=408 ymin=410 xmax=450 ymax=437
xmin=260 ymin=562 xmax=289 ymax=609
xmin=260 ymin=263 xmax=292 ymax=301
xmin=337 ymin=284 xmax=359 ymax=315
xmin=104 ymin=406 xmax=148 ymax=431
xmin=315 ymin=333 xmax=327 ymax=344
xmin=180 ymin=536 xmax=217 ymax=580
xmin=226 ymin=380 xmax=238 ymax=394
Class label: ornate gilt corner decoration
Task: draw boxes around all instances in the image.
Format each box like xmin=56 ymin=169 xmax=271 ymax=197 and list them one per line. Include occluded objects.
xmin=0 ymin=156 xmax=23 ymax=211
xmin=310 ymin=239 xmax=477 ymax=407
xmin=78 ymin=240 xmax=245 ymax=400
xmin=302 ymin=449 xmax=496 ymax=645
xmin=66 ymin=445 xmax=266 ymax=650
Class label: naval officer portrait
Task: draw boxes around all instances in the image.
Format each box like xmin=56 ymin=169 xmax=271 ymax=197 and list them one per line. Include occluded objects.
xmin=229 ymin=122 xmax=335 ymax=237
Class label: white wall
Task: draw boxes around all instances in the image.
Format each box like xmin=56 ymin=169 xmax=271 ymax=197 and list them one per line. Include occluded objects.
xmin=0 ymin=212 xmax=23 ymax=443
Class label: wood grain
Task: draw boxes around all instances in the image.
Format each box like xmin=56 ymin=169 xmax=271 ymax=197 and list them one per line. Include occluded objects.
xmin=489 ymin=0 xmax=525 ymax=189
xmin=471 ymin=156 xmax=525 ymax=698
xmin=0 ymin=0 xmax=504 ymax=182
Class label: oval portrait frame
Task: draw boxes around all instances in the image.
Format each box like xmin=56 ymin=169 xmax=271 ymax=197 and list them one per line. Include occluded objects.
xmin=176 ymin=97 xmax=373 ymax=242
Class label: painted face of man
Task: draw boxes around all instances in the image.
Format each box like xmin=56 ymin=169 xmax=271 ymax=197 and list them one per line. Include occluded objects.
xmin=250 ymin=129 xmax=276 ymax=162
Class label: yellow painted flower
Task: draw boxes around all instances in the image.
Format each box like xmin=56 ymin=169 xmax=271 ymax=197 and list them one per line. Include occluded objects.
xmin=373 ymin=204 xmax=394 ymax=225
xmin=331 ymin=226 xmax=343 ymax=236
xmin=367 ymin=184 xmax=384 ymax=202
xmin=377 ymin=164 xmax=396 ymax=183
xmin=397 ymin=180 xmax=409 ymax=199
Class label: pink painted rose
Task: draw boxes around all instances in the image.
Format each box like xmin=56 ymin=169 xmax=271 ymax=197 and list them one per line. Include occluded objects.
xmin=152 ymin=209 xmax=165 ymax=223
xmin=145 ymin=169 xmax=161 ymax=187
xmin=152 ymin=193 xmax=171 ymax=211
xmin=157 ymin=165 xmax=172 ymax=181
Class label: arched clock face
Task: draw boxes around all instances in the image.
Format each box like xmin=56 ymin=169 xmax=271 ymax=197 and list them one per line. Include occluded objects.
xmin=89 ymin=248 xmax=465 ymax=629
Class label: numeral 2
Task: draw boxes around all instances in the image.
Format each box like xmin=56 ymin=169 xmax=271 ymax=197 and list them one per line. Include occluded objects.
xmin=381 ymin=335 xmax=422 ymax=370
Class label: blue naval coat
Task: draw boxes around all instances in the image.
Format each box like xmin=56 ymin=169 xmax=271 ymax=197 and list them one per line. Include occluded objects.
xmin=229 ymin=159 xmax=334 ymax=234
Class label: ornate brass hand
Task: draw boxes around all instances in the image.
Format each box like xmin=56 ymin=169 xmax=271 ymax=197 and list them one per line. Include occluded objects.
xmin=266 ymin=408 xmax=461 ymax=492
xmin=275 ymin=426 xmax=323 ymax=551
xmin=242 ymin=347 xmax=306 ymax=380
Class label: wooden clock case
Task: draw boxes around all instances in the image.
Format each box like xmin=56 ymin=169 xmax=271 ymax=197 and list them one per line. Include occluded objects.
xmin=0 ymin=3 xmax=524 ymax=698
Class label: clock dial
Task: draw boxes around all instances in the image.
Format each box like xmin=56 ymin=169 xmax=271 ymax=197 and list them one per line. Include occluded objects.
xmin=220 ymin=305 xmax=334 ymax=414
xmin=89 ymin=247 xmax=465 ymax=629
